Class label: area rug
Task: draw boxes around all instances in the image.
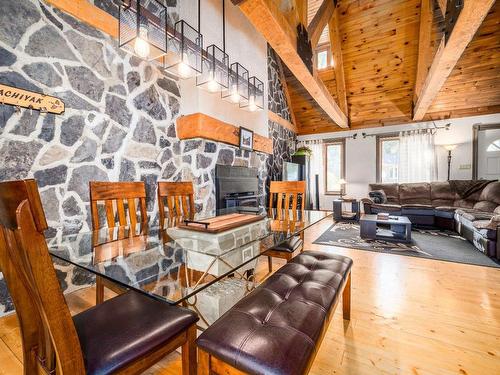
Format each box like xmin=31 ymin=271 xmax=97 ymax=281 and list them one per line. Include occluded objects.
xmin=313 ymin=222 xmax=500 ymax=268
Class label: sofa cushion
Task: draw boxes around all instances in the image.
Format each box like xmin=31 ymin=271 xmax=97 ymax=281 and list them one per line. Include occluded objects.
xmin=431 ymin=182 xmax=457 ymax=201
xmin=472 ymin=220 xmax=498 ymax=240
xmin=399 ymin=183 xmax=431 ymax=205
xmin=478 ymin=181 xmax=500 ymax=205
xmin=434 ymin=206 xmax=457 ymax=219
xmin=454 ymin=199 xmax=476 ymax=209
xmin=369 ymin=183 xmax=399 ymax=204
xmin=401 ymin=204 xmax=434 ymax=216
xmin=370 ymin=203 xmax=401 ymax=215
xmin=455 ymin=209 xmax=495 ymax=222
xmin=473 ymin=200 xmax=498 ymax=213
xmin=431 ymin=199 xmax=456 ymax=208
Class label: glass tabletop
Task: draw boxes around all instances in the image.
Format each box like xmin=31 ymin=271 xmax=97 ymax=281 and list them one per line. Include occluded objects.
xmin=48 ymin=207 xmax=331 ymax=307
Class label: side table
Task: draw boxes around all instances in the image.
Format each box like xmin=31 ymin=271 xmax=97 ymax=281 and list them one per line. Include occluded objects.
xmin=333 ymin=198 xmax=360 ymax=222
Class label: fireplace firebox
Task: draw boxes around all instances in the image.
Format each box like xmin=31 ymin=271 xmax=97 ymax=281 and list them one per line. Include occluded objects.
xmin=215 ymin=165 xmax=260 ymax=210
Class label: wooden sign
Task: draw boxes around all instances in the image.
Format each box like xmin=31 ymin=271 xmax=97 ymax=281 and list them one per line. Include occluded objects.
xmin=0 ymin=84 xmax=64 ymax=114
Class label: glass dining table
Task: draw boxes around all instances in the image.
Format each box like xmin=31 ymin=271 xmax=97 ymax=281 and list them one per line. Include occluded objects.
xmin=47 ymin=207 xmax=331 ymax=329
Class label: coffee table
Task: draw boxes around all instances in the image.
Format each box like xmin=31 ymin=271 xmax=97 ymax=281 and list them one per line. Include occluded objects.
xmin=359 ymin=214 xmax=412 ymax=243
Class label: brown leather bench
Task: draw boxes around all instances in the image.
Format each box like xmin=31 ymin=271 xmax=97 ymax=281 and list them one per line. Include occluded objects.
xmin=197 ymin=251 xmax=353 ymax=375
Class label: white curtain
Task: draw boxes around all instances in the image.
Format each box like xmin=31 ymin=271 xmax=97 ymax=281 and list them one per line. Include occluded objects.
xmin=297 ymin=140 xmax=323 ymax=208
xmin=398 ymin=129 xmax=438 ymax=182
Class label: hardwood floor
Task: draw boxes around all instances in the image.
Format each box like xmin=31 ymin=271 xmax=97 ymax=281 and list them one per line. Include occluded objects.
xmin=0 ymin=218 xmax=499 ymax=374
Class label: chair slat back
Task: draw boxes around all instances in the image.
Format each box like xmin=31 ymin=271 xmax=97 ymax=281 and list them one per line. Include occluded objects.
xmin=269 ymin=181 xmax=306 ymax=213
xmin=0 ymin=180 xmax=85 ymax=375
xmin=89 ymin=181 xmax=148 ymax=230
xmin=158 ymin=182 xmax=195 ymax=228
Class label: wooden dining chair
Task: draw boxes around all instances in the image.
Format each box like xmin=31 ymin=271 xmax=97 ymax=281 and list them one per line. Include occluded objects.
xmin=0 ymin=179 xmax=198 ymax=375
xmin=158 ymin=181 xmax=195 ymax=229
xmin=266 ymin=180 xmax=306 ymax=272
xmin=89 ymin=181 xmax=148 ymax=303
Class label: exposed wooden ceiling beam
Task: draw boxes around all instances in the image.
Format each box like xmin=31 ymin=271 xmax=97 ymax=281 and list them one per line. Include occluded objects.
xmin=233 ymin=0 xmax=348 ymax=128
xmin=328 ymin=4 xmax=347 ymax=115
xmin=308 ymin=0 xmax=336 ymax=48
xmin=437 ymin=0 xmax=447 ymax=16
xmin=413 ymin=0 xmax=434 ymax=105
xmin=412 ymin=0 xmax=495 ymax=121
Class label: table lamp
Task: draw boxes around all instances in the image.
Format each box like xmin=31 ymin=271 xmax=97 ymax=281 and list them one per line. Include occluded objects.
xmin=339 ymin=178 xmax=347 ymax=198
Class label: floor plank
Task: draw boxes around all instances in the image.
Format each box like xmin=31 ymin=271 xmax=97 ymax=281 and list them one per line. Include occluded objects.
xmin=0 ymin=218 xmax=499 ymax=374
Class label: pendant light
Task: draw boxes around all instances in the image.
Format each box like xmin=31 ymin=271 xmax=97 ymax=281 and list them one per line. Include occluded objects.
xmin=119 ymin=0 xmax=168 ymax=60
xmin=196 ymin=0 xmax=229 ymax=93
xmin=163 ymin=0 xmax=203 ymax=79
xmin=241 ymin=76 xmax=264 ymax=112
xmin=222 ymin=62 xmax=249 ymax=105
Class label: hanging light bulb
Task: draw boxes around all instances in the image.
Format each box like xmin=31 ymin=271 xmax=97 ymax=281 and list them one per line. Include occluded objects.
xmin=134 ymin=25 xmax=150 ymax=58
xmin=230 ymin=84 xmax=240 ymax=103
xmin=177 ymin=52 xmax=193 ymax=78
xmin=248 ymin=95 xmax=257 ymax=112
xmin=207 ymin=70 xmax=219 ymax=92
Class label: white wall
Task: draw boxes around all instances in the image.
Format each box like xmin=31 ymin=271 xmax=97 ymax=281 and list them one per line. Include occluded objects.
xmin=177 ymin=0 xmax=268 ymax=137
xmin=298 ymin=113 xmax=500 ymax=210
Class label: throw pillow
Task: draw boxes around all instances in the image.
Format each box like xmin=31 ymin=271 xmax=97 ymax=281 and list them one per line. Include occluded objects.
xmin=369 ymin=190 xmax=387 ymax=204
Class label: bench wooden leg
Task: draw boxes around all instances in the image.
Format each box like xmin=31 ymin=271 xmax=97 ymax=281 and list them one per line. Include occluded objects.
xmin=342 ymin=272 xmax=351 ymax=321
xmin=96 ymin=276 xmax=104 ymax=304
xmin=268 ymin=256 xmax=272 ymax=273
xmin=182 ymin=325 xmax=197 ymax=375
xmin=198 ymin=349 xmax=210 ymax=375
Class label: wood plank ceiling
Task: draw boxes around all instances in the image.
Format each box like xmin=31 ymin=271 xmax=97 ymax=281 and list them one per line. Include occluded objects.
xmin=285 ymin=0 xmax=500 ymax=135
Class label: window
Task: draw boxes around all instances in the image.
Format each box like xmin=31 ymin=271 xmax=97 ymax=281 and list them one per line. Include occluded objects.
xmin=378 ymin=136 xmax=400 ymax=183
xmin=324 ymin=140 xmax=345 ymax=194
xmin=487 ymin=139 xmax=500 ymax=152
xmin=315 ymin=45 xmax=332 ymax=70
xmin=317 ymin=50 xmax=328 ymax=70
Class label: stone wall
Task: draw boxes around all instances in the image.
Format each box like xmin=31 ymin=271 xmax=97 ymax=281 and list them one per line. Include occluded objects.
xmin=0 ymin=0 xmax=268 ymax=315
xmin=266 ymin=44 xmax=296 ymax=185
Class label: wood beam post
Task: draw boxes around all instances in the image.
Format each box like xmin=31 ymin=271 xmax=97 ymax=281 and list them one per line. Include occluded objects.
xmin=412 ymin=0 xmax=495 ymax=121
xmin=328 ymin=4 xmax=348 ymax=115
xmin=44 ymin=0 xmax=118 ymax=38
xmin=233 ymin=0 xmax=348 ymax=128
xmin=308 ymin=0 xmax=336 ymax=48
xmin=414 ymin=0 xmax=434 ymax=103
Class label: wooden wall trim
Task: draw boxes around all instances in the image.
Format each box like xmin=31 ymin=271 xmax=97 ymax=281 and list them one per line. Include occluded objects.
xmin=44 ymin=0 xmax=118 ymax=38
xmin=268 ymin=110 xmax=297 ymax=133
xmin=176 ymin=113 xmax=273 ymax=154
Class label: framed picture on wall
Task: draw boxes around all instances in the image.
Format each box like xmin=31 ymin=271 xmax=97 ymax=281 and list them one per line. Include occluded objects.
xmin=239 ymin=127 xmax=254 ymax=151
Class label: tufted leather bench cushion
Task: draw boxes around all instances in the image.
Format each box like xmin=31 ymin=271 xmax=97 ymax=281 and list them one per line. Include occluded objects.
xmin=197 ymin=251 xmax=353 ymax=375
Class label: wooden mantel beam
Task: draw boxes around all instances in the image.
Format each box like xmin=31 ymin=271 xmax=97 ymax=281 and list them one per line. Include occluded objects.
xmin=308 ymin=0 xmax=336 ymax=48
xmin=232 ymin=0 xmax=348 ymax=128
xmin=413 ymin=0 xmax=495 ymax=120
xmin=328 ymin=4 xmax=347 ymax=115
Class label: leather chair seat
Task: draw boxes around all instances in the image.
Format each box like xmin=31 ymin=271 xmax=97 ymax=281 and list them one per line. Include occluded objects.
xmin=197 ymin=251 xmax=353 ymax=375
xmin=434 ymin=206 xmax=457 ymax=219
xmin=269 ymin=235 xmax=303 ymax=253
xmin=73 ymin=291 xmax=198 ymax=375
xmin=401 ymin=204 xmax=434 ymax=216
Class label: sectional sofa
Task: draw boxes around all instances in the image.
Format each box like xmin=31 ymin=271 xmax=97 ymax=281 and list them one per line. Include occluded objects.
xmin=362 ymin=181 xmax=500 ymax=260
